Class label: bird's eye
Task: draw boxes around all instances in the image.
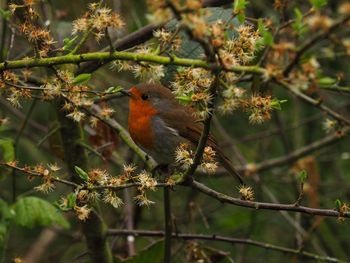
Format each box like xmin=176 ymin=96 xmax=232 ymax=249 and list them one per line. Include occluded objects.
xmin=141 ymin=94 xmax=149 ymax=100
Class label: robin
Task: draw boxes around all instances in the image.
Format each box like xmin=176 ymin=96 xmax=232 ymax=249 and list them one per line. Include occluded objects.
xmin=123 ymin=83 xmax=243 ymax=184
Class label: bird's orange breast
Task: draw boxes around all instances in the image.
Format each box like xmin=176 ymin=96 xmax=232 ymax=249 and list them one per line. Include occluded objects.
xmin=128 ymin=96 xmax=158 ymax=149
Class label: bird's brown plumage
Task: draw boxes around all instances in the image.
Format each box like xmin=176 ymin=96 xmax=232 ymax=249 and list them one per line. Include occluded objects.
xmin=128 ymin=83 xmax=243 ymax=184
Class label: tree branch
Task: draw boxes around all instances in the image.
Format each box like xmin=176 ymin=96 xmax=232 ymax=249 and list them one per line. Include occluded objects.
xmin=1 ymin=162 xmax=168 ymax=191
xmin=283 ymin=14 xmax=350 ymax=76
xmin=1 ymin=162 xmax=79 ymax=188
xmin=191 ymin=180 xmax=350 ymax=218
xmin=106 ymin=229 xmax=346 ymax=263
xmin=76 ymin=0 xmax=235 ymax=74
xmin=276 ymin=79 xmax=350 ymax=126
xmin=241 ymin=126 xmax=350 ymax=174
xmin=0 ymin=51 xmax=265 ymax=75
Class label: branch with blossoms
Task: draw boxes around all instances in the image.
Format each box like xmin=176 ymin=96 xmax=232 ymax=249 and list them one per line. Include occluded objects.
xmin=1 ymin=161 xmax=168 ymax=190
xmin=0 ymin=0 xmax=347 ymax=221
xmin=0 ymin=50 xmax=265 ymax=73
xmin=1 ymin=160 xmax=349 ymax=220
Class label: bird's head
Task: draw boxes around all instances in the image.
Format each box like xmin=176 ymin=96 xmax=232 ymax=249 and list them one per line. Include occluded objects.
xmin=126 ymin=84 xmax=175 ymax=113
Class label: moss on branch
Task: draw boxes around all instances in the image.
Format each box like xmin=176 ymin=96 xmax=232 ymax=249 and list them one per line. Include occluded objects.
xmin=0 ymin=51 xmax=265 ymax=75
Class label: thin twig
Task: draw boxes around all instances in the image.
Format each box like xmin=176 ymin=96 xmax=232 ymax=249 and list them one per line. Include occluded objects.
xmin=283 ymin=14 xmax=350 ymax=76
xmin=163 ymin=187 xmax=172 ymax=263
xmin=191 ymin=180 xmax=350 ymax=218
xmin=158 ymin=25 xmax=182 ymax=55
xmin=258 ymin=10 xmax=314 ymax=66
xmin=12 ymin=99 xmax=37 ymax=201
xmin=165 ymin=0 xmax=222 ymax=183
xmin=276 ymin=79 xmax=350 ymax=126
xmin=320 ymin=85 xmax=350 ymax=94
xmin=76 ymin=0 xmax=245 ymax=75
xmin=123 ymin=186 xmax=136 ymax=256
xmin=237 ymin=126 xmax=349 ymax=173
xmin=76 ymin=23 xmax=164 ymax=74
xmin=106 ymin=229 xmax=346 ymax=263
xmin=68 ymin=1 xmax=103 ymax=55
xmin=6 ymin=25 xmax=15 ymax=60
xmin=105 ymin=28 xmax=115 ymax=53
xmin=1 ymin=161 xmax=169 ymax=191
xmin=83 ymin=104 xmax=157 ymax=169
xmin=5 ymin=81 xmax=103 ymax=95
xmin=0 ymin=0 xmax=8 ymax=61
xmin=294 ymin=181 xmax=304 ymax=207
xmin=36 ymin=124 xmax=60 ymax=147
xmin=78 ymin=141 xmax=106 ymax=161
xmin=0 ymin=97 xmax=47 ymax=133
xmin=2 ymin=162 xmax=80 ymax=188
xmin=2 ymin=153 xmax=350 ymax=219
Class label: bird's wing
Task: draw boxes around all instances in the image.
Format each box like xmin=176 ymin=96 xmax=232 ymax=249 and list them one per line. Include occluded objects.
xmin=159 ymin=105 xmax=243 ymax=184
xmin=185 ymin=125 xmax=244 ymax=185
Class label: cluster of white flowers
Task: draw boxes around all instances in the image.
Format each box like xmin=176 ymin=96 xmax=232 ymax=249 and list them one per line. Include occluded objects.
xmin=175 ymin=144 xmax=218 ymax=174
xmin=72 ymin=4 xmax=124 ymax=41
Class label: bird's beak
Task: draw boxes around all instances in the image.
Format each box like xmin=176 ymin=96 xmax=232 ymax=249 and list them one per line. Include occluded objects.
xmin=119 ymin=89 xmax=132 ymax=97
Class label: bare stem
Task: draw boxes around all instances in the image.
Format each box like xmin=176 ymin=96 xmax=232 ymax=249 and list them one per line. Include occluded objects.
xmin=106 ymin=229 xmax=346 ymax=263
xmin=163 ymin=187 xmax=172 ymax=263
xmin=283 ymin=14 xmax=350 ymax=76
xmin=276 ymin=79 xmax=350 ymax=126
xmin=191 ymin=180 xmax=350 ymax=218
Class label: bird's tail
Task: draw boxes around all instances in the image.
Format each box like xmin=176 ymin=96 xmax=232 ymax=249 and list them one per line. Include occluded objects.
xmin=216 ymin=150 xmax=244 ymax=185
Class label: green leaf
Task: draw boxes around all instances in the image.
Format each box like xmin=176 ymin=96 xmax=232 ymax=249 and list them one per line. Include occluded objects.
xmin=176 ymin=67 xmax=185 ymax=73
xmin=0 ymin=223 xmax=7 ymax=263
xmin=271 ymin=98 xmax=287 ymax=110
xmin=0 ymin=199 xmax=14 ymax=222
xmin=292 ymin=8 xmax=307 ymax=36
xmin=66 ymin=193 xmax=77 ymax=209
xmin=74 ymin=166 xmax=89 ymax=182
xmin=105 ymin=86 xmax=124 ymax=94
xmin=317 ymin=77 xmax=337 ymax=87
xmin=0 ymin=8 xmax=10 ymax=20
xmin=258 ymin=19 xmax=273 ymax=46
xmin=263 ymin=31 xmax=273 ymax=46
xmin=62 ymin=36 xmax=78 ymax=51
xmin=0 ymin=138 xmax=14 ymax=162
xmin=56 ymin=192 xmax=76 ymax=211
xmin=234 ymin=0 xmax=248 ymax=12
xmin=294 ymin=7 xmax=303 ymax=21
xmin=0 ymin=199 xmax=14 ymax=262
xmin=310 ymin=0 xmax=327 ymax=9
xmin=234 ymin=0 xmax=248 ymax=23
xmin=298 ymin=170 xmax=308 ymax=183
xmin=115 ymin=241 xmax=164 ymax=263
xmin=335 ymin=199 xmax=342 ymax=210
xmin=169 ymin=173 xmax=185 ymax=183
xmin=236 ymin=13 xmax=246 ymax=24
xmin=176 ymin=90 xmax=194 ymax=105
xmin=13 ymin=197 xmax=69 ymax=229
xmin=176 ymin=96 xmax=192 ymax=104
xmin=72 ymin=73 xmax=91 ymax=85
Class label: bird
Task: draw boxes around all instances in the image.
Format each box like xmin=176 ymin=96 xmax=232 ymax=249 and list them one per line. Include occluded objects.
xmin=123 ymin=83 xmax=243 ymax=184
